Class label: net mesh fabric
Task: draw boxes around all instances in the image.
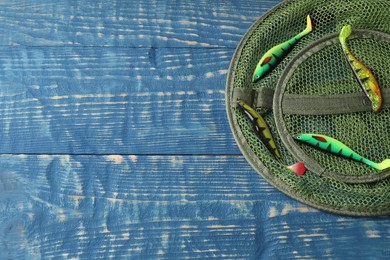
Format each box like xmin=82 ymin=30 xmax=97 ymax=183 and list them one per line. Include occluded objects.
xmin=230 ymin=0 xmax=390 ymax=215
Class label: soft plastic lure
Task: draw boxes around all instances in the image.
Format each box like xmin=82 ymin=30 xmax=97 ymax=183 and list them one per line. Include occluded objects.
xmin=294 ymin=133 xmax=390 ymax=171
xmin=339 ymin=25 xmax=382 ymax=112
xmin=237 ymin=100 xmax=306 ymax=175
xmin=252 ymin=15 xmax=313 ymax=82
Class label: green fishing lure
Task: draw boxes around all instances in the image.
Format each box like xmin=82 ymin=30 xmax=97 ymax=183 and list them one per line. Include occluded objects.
xmin=252 ymin=15 xmax=313 ymax=82
xmin=294 ymin=133 xmax=390 ymax=171
xmin=339 ymin=25 xmax=382 ymax=112
xmin=237 ymin=100 xmax=306 ymax=175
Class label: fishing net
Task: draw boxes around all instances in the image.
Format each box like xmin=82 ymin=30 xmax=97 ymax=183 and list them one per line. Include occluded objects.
xmin=226 ymin=0 xmax=390 ymax=216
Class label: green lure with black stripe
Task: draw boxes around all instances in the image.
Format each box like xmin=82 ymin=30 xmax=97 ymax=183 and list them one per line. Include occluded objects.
xmin=294 ymin=133 xmax=390 ymax=171
xmin=252 ymin=15 xmax=313 ymax=82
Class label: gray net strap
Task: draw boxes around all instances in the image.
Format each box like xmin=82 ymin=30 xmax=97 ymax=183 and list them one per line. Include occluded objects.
xmin=233 ymin=87 xmax=390 ymax=114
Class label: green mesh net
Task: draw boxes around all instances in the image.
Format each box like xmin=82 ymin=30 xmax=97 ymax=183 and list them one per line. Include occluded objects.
xmin=226 ymin=0 xmax=390 ymax=216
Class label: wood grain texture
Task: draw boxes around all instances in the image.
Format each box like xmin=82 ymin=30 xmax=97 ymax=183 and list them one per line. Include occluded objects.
xmin=1 ymin=155 xmax=389 ymax=259
xmin=0 ymin=0 xmax=389 ymax=259
xmin=0 ymin=47 xmax=236 ymax=154
xmin=0 ymin=0 xmax=276 ymax=48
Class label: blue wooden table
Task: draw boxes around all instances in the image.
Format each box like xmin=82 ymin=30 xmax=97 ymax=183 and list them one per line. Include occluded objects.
xmin=0 ymin=0 xmax=389 ymax=259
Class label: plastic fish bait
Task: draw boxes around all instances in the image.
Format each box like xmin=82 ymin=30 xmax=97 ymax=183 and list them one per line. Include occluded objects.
xmin=339 ymin=25 xmax=382 ymax=112
xmin=252 ymin=15 xmax=313 ymax=82
xmin=294 ymin=133 xmax=390 ymax=171
xmin=237 ymin=100 xmax=306 ymax=175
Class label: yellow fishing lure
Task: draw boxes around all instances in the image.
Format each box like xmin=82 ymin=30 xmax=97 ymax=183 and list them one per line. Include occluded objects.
xmin=339 ymin=25 xmax=383 ymax=112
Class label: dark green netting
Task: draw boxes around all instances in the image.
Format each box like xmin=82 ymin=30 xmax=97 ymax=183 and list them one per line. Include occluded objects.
xmin=226 ymin=0 xmax=390 ymax=216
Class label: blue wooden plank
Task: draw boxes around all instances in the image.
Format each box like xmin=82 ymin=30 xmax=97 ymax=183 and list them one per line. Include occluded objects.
xmin=0 ymin=47 xmax=238 ymax=154
xmin=0 ymin=0 xmax=278 ymax=48
xmin=1 ymin=155 xmax=389 ymax=259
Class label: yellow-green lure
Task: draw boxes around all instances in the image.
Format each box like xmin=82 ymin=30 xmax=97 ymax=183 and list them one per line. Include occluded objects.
xmin=339 ymin=25 xmax=383 ymax=112
xmin=252 ymin=15 xmax=313 ymax=82
xmin=237 ymin=100 xmax=306 ymax=175
xmin=294 ymin=133 xmax=390 ymax=171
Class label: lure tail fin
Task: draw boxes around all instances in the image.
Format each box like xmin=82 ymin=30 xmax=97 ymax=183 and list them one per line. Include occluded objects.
xmin=376 ymin=159 xmax=390 ymax=171
xmin=339 ymin=25 xmax=352 ymax=47
xmin=296 ymin=15 xmax=313 ymax=39
xmin=286 ymin=162 xmax=307 ymax=176
xmin=305 ymin=15 xmax=313 ymax=34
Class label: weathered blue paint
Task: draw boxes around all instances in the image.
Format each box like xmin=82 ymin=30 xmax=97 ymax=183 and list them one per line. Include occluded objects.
xmin=0 ymin=0 xmax=264 ymax=48
xmin=0 ymin=0 xmax=389 ymax=259
xmin=1 ymin=155 xmax=390 ymax=259
xmin=0 ymin=47 xmax=236 ymax=155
